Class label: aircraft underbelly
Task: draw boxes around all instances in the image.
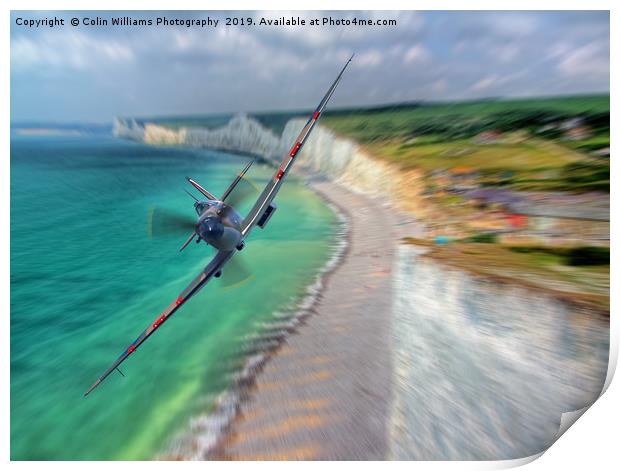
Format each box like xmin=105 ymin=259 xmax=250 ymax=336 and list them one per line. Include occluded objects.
xmin=210 ymin=226 xmax=242 ymax=251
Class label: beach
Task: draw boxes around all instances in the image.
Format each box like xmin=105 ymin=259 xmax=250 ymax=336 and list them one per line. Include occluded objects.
xmin=211 ymin=177 xmax=415 ymax=460
xmin=210 ymin=174 xmax=609 ymax=461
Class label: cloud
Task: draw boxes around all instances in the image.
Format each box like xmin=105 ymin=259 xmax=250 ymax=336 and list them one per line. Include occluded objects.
xmin=356 ymin=49 xmax=383 ymax=68
xmin=556 ymin=40 xmax=609 ymax=78
xmin=403 ymin=45 xmax=430 ymax=64
xmin=470 ymin=74 xmax=500 ymax=92
xmin=485 ymin=12 xmax=539 ymax=37
xmin=11 ymin=31 xmax=134 ymax=70
xmin=9 ymin=10 xmax=610 ymax=122
xmin=432 ymin=79 xmax=448 ymax=93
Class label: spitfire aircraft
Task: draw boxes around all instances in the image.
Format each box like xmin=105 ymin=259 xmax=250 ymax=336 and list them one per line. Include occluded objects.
xmin=84 ymin=56 xmax=353 ymax=396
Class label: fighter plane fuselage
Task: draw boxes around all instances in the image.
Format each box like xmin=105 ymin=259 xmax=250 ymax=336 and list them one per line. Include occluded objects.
xmin=194 ymin=200 xmax=243 ymax=251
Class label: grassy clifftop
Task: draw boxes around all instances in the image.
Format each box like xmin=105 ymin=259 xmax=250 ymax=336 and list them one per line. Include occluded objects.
xmin=320 ymin=95 xmax=609 ymax=192
xmin=404 ymin=238 xmax=609 ymax=312
xmin=320 ymin=95 xmax=609 ymax=143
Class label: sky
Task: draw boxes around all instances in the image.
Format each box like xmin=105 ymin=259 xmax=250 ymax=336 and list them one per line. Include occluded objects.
xmin=10 ymin=10 xmax=610 ymax=123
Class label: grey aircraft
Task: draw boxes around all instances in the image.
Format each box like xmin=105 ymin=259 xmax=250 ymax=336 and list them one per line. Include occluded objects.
xmin=84 ymin=55 xmax=353 ymax=396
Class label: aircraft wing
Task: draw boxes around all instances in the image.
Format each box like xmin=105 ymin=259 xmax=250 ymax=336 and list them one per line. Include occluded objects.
xmin=84 ymin=249 xmax=234 ymax=396
xmin=241 ymin=55 xmax=353 ymax=238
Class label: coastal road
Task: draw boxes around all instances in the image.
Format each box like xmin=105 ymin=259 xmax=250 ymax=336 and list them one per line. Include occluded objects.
xmin=216 ymin=179 xmax=403 ymax=460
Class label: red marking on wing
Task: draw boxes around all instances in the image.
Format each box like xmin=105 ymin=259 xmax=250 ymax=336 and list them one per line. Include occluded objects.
xmin=289 ymin=142 xmax=302 ymax=158
xmin=127 ymin=345 xmax=136 ymax=353
xmin=276 ymin=169 xmax=284 ymax=180
xmin=313 ymin=111 xmax=320 ymax=120
xmin=175 ymin=296 xmax=184 ymax=305
xmin=152 ymin=314 xmax=166 ymax=329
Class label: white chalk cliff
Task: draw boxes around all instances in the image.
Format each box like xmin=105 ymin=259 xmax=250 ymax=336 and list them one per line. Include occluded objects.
xmin=114 ymin=114 xmax=283 ymax=159
xmin=113 ymin=114 xmax=428 ymax=217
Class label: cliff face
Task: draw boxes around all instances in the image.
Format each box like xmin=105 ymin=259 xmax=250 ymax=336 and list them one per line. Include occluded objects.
xmin=283 ymin=119 xmax=428 ymax=217
xmin=113 ymin=114 xmax=428 ymax=217
xmin=113 ymin=117 xmax=145 ymax=141
xmin=144 ymin=124 xmax=186 ymax=145
xmin=114 ymin=114 xmax=283 ymax=159
xmin=184 ymin=114 xmax=283 ymax=159
xmin=390 ymin=244 xmax=609 ymax=460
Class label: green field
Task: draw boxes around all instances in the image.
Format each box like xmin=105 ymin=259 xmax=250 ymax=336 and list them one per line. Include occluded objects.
xmin=320 ymin=95 xmax=609 ymax=143
xmin=150 ymin=94 xmax=609 ymax=137
xmin=320 ymin=95 xmax=609 ymax=191
xmin=404 ymin=238 xmax=610 ymax=311
xmin=365 ymin=138 xmax=580 ymax=172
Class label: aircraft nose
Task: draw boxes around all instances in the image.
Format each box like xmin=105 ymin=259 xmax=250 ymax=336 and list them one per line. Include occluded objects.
xmin=198 ymin=216 xmax=224 ymax=241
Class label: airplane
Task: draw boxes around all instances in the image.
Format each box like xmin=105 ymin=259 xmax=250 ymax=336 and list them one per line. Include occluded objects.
xmin=84 ymin=55 xmax=354 ymax=396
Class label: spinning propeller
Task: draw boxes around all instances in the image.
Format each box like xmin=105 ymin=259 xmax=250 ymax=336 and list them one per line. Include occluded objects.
xmin=146 ymin=166 xmax=260 ymax=288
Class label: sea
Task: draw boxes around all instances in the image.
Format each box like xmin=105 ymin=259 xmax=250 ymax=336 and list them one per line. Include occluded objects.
xmin=10 ymin=133 xmax=340 ymax=460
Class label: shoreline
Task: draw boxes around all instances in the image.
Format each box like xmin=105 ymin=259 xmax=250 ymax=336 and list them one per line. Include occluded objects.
xmin=115 ymin=119 xmax=609 ymax=459
xmin=156 ymin=148 xmax=607 ymax=460
xmin=161 ymin=175 xmax=352 ymax=460
xmin=208 ymin=177 xmax=405 ymax=460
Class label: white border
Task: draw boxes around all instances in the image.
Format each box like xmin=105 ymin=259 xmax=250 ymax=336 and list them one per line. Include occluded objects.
xmin=3 ymin=0 xmax=616 ymax=468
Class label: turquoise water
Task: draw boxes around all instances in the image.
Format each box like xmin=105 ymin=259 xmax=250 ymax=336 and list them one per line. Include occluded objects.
xmin=10 ymin=135 xmax=337 ymax=460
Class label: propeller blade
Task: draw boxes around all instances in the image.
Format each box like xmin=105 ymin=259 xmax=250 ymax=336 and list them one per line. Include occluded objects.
xmin=184 ymin=189 xmax=199 ymax=201
xmin=225 ymin=176 xmax=260 ymax=209
xmin=147 ymin=206 xmax=196 ymax=238
xmin=220 ymin=255 xmax=253 ymax=288
xmin=221 ymin=160 xmax=254 ymax=202
xmin=179 ymin=232 xmax=196 ymax=252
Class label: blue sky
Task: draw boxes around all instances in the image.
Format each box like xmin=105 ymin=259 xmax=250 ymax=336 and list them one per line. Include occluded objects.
xmin=10 ymin=10 xmax=609 ymax=123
